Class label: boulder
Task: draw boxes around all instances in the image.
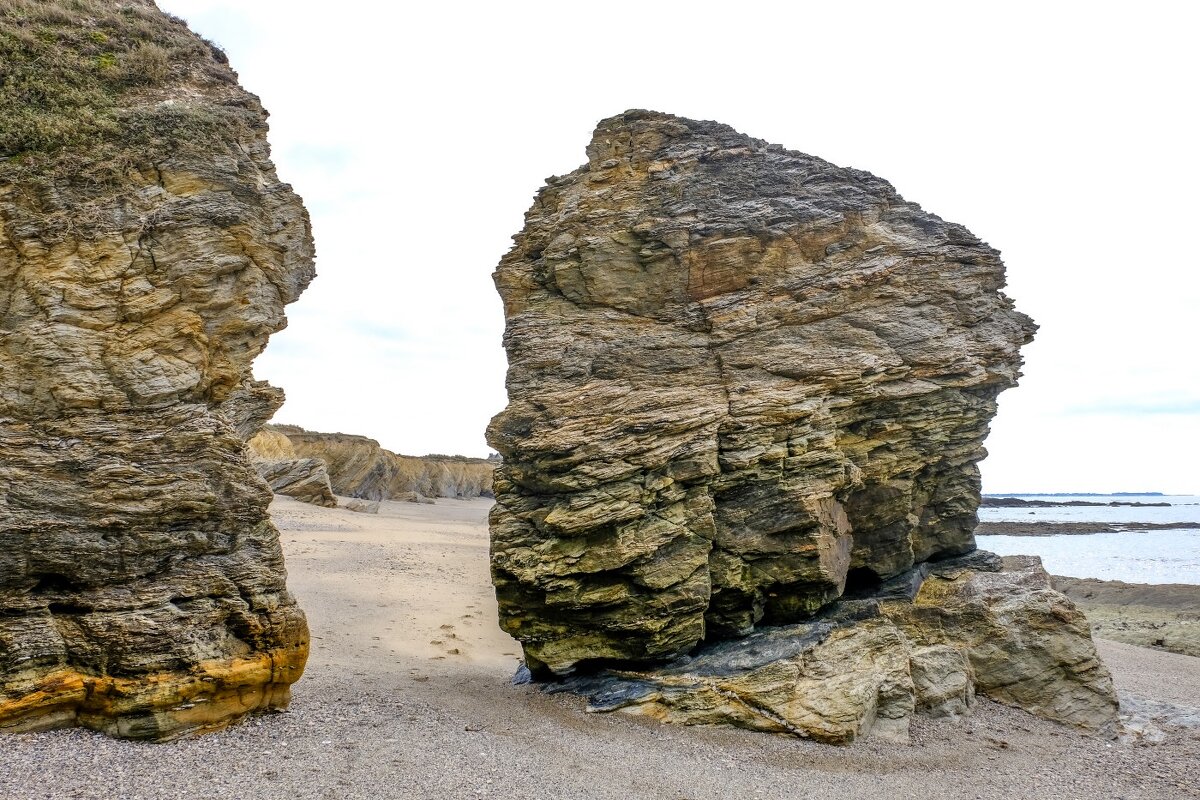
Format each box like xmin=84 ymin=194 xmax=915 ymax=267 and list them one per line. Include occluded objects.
xmin=342 ymin=498 xmax=381 ymax=514
xmin=0 ymin=1 xmax=311 ymax=739
xmin=254 ymin=458 xmax=338 ymax=508
xmin=488 ymin=109 xmax=1037 ymax=676
xmin=551 ymin=555 xmax=1118 ymax=742
xmin=885 ymin=555 xmax=1118 ymax=731
xmin=487 ymin=111 xmax=1115 ymax=739
xmin=247 ymin=429 xmax=337 ymax=507
xmin=393 ymin=492 xmax=435 ymax=505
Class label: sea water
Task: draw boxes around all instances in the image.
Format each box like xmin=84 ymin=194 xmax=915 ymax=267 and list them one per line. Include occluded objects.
xmin=979 ymin=494 xmax=1200 ymax=525
xmin=976 ymin=494 xmax=1200 ymax=585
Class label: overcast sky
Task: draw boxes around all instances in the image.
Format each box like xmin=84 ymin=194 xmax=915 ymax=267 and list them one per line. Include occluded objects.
xmin=159 ymin=0 xmax=1198 ymax=494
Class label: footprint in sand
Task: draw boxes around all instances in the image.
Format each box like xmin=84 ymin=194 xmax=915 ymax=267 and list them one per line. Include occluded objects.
xmin=430 ymin=626 xmax=468 ymax=658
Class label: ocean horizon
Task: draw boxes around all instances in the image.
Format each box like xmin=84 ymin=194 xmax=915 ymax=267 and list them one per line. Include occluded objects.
xmin=977 ymin=493 xmax=1200 ymax=585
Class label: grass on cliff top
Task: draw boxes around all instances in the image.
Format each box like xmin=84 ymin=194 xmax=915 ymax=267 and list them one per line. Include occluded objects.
xmin=0 ymin=0 xmax=253 ymax=180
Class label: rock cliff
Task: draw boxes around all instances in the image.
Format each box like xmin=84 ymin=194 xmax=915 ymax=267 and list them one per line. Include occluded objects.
xmin=0 ymin=1 xmax=311 ymax=739
xmin=253 ymin=425 xmax=494 ymax=502
xmin=488 ymin=111 xmax=1114 ymax=737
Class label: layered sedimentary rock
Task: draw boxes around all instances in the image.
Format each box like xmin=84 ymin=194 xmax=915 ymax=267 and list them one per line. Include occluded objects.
xmin=253 ymin=458 xmax=337 ymax=508
xmin=0 ymin=1 xmax=311 ymax=739
xmin=1051 ymin=576 xmax=1200 ymax=659
xmin=247 ymin=429 xmax=337 ymax=507
xmin=489 ymin=110 xmax=1118 ymax=738
xmin=252 ymin=425 xmax=495 ymax=501
xmin=486 ymin=110 xmax=1117 ymax=737
xmin=554 ymin=555 xmax=1118 ymax=742
xmin=488 ymin=109 xmax=1038 ymax=677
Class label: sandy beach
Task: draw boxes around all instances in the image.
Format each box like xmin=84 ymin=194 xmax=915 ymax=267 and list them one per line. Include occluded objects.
xmin=2 ymin=496 xmax=1197 ymax=800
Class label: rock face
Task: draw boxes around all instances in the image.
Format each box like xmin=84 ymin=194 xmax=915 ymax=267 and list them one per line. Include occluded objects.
xmin=486 ymin=111 xmax=1113 ymax=737
xmin=255 ymin=425 xmax=495 ymax=501
xmin=553 ymin=555 xmax=1118 ymax=742
xmin=247 ymin=429 xmax=337 ymax=508
xmin=254 ymin=458 xmax=337 ymax=508
xmin=0 ymin=1 xmax=311 ymax=739
xmin=488 ymin=109 xmax=1037 ymax=676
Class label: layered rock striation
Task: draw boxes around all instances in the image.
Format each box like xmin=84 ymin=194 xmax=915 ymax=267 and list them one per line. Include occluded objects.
xmin=489 ymin=109 xmax=1037 ymax=674
xmin=487 ymin=111 xmax=1114 ymax=737
xmin=0 ymin=1 xmax=311 ymax=739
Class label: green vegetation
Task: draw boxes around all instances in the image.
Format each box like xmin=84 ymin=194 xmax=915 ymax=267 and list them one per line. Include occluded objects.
xmin=0 ymin=0 xmax=252 ymax=181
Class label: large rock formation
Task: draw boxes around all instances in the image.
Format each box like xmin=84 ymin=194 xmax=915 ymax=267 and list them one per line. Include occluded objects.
xmin=0 ymin=1 xmax=311 ymax=739
xmin=488 ymin=111 xmax=1114 ymax=737
xmin=251 ymin=425 xmax=495 ymax=502
xmin=246 ymin=429 xmax=337 ymax=508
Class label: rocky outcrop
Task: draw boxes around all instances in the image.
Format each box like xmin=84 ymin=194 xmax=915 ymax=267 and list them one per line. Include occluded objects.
xmin=0 ymin=1 xmax=311 ymax=739
xmin=254 ymin=425 xmax=494 ymax=501
xmin=488 ymin=109 xmax=1037 ymax=676
xmin=486 ymin=111 xmax=1113 ymax=737
xmin=978 ymin=521 xmax=1200 ymax=535
xmin=247 ymin=429 xmax=337 ymax=507
xmin=551 ymin=555 xmax=1118 ymax=742
xmin=254 ymin=458 xmax=337 ymax=508
xmin=981 ymin=497 xmax=1169 ymax=508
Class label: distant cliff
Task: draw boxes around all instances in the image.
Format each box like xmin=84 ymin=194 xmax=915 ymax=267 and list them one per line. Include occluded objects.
xmin=249 ymin=426 xmax=495 ymax=501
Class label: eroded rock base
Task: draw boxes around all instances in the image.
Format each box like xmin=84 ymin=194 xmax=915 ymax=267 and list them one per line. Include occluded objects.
xmin=0 ymin=410 xmax=309 ymax=740
xmin=544 ymin=554 xmax=1118 ymax=743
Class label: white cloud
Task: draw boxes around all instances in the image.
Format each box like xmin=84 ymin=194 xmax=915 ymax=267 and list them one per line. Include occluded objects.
xmin=160 ymin=1 xmax=1199 ymax=491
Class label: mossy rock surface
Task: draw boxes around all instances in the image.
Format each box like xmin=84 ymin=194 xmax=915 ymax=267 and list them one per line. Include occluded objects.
xmin=1 ymin=0 xmax=254 ymax=197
